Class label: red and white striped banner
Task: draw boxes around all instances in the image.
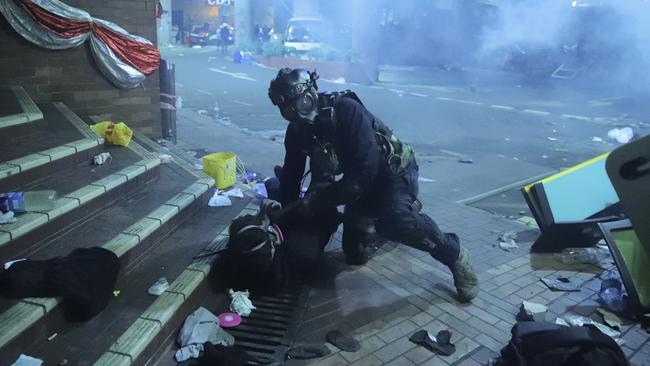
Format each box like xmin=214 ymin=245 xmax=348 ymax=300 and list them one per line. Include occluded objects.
xmin=0 ymin=0 xmax=160 ymax=88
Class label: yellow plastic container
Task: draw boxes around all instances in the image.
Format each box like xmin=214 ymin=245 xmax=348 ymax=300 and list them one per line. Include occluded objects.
xmin=203 ymin=152 xmax=237 ymax=189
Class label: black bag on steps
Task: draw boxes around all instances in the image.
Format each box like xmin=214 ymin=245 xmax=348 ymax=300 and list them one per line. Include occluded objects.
xmin=496 ymin=322 xmax=629 ymax=366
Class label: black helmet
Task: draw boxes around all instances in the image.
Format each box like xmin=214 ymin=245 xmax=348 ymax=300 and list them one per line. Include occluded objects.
xmin=268 ymin=68 xmax=320 ymax=124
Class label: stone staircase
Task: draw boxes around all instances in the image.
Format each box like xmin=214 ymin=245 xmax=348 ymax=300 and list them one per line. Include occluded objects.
xmin=0 ymin=88 xmax=257 ymax=365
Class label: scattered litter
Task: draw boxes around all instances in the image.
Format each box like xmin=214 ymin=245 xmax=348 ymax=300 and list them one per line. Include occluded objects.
xmin=254 ymin=183 xmax=268 ymax=198
xmin=159 ymin=154 xmax=173 ymax=163
xmin=194 ymin=163 xmax=203 ymax=170
xmin=517 ymin=301 xmax=548 ymax=322
xmin=113 ymin=290 xmax=120 ymax=297
xmin=542 ymin=155 xmax=548 ymax=159
xmin=599 ymin=270 xmax=627 ymax=312
xmin=563 ymin=314 xmax=622 ymax=341
xmin=499 ymin=240 xmax=518 ymax=251
xmin=607 ymin=127 xmax=634 ymax=144
xmin=223 ymin=188 xmax=244 ymax=198
xmin=176 ymin=96 xmax=183 ymax=109
xmin=326 ymin=330 xmax=360 ymax=352
xmin=555 ymin=317 xmax=569 ymax=327
xmin=597 ymin=308 xmax=623 ymax=329
xmin=505 ymin=138 xmax=511 ymax=141
xmin=93 ymin=152 xmax=112 ymax=165
xmin=218 ymin=312 xmax=242 ymax=328
xmin=418 ymin=177 xmax=436 ymax=182
xmin=286 ymin=344 xmax=331 ymax=360
xmin=0 ymin=210 xmax=16 ymax=224
xmin=557 ymin=247 xmax=600 ymax=265
xmin=4 ymin=258 xmax=26 ymax=270
xmin=47 ymin=333 xmax=58 ymax=341
xmin=147 ymin=277 xmax=169 ymax=296
xmin=229 ymin=289 xmax=256 ymax=316
xmin=409 ymin=329 xmax=456 ymax=356
xmin=90 ymin=121 xmax=133 ymax=146
xmin=547 ymin=137 xmax=559 ymax=141
xmin=513 ymin=157 xmax=519 ymax=160
xmin=541 ymin=276 xmax=580 ymax=292
xmin=192 ymin=45 xmax=202 ymax=49
xmin=458 ymin=159 xmax=474 ymax=164
xmin=10 ymin=354 xmax=42 ymax=366
xmin=592 ymin=137 xmax=605 ymax=143
xmin=59 ymin=359 xmax=68 ymax=366
xmin=208 ymin=190 xmax=232 ymax=207
xmin=498 ymin=231 xmax=518 ymax=251
xmin=175 ymin=307 xmax=235 ymax=362
xmin=197 ymin=109 xmax=209 ymax=115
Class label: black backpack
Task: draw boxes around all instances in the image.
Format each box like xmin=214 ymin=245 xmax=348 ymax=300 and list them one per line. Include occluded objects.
xmin=497 ymin=322 xmax=629 ymax=366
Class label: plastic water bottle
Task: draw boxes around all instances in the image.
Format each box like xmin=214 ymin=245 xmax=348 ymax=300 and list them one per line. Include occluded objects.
xmin=24 ymin=190 xmax=57 ymax=211
xmin=558 ymin=248 xmax=600 ymax=264
xmin=599 ymin=269 xmax=627 ymax=312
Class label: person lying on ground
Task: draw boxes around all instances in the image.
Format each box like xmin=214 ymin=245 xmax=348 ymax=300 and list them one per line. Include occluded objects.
xmin=212 ymin=199 xmax=339 ymax=294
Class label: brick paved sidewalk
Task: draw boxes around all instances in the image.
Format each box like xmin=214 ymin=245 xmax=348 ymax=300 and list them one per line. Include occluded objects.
xmin=289 ymin=197 xmax=650 ymax=366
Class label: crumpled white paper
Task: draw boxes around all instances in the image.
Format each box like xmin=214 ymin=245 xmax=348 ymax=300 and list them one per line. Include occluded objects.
xmin=208 ymin=190 xmax=232 ymax=207
xmin=224 ymin=188 xmax=244 ymax=198
xmin=607 ymin=127 xmax=634 ymax=144
xmin=229 ymin=289 xmax=256 ymax=317
xmin=563 ymin=314 xmax=623 ymax=343
xmin=174 ymin=307 xmax=234 ymax=362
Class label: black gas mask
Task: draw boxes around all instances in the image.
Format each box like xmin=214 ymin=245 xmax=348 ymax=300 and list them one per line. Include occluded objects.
xmin=268 ymin=68 xmax=320 ymax=125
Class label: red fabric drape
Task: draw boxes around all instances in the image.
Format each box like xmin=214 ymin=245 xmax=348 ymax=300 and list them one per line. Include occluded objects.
xmin=13 ymin=0 xmax=159 ymax=76
xmin=16 ymin=0 xmax=90 ymax=38
xmin=91 ymin=23 xmax=160 ymax=75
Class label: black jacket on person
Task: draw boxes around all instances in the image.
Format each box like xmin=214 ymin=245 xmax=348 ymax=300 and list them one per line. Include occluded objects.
xmin=279 ymin=96 xmax=384 ymax=207
xmin=212 ymin=202 xmax=338 ymax=294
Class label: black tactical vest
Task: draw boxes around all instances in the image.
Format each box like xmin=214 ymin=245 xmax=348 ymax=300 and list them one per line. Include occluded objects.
xmin=314 ymin=91 xmax=415 ymax=176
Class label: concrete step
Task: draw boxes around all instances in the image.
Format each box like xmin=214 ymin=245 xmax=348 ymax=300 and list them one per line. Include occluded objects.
xmin=0 ymin=103 xmax=105 ymax=191
xmin=0 ymin=139 xmax=161 ymax=263
xmin=0 ymin=149 xmax=219 ymax=363
xmin=0 ymin=102 xmax=89 ymax=163
xmin=71 ymin=203 xmax=254 ymax=366
xmin=0 ymin=86 xmax=43 ymax=129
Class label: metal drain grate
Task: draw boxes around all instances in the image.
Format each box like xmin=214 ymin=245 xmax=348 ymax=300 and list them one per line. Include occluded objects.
xmin=228 ymin=283 xmax=308 ymax=365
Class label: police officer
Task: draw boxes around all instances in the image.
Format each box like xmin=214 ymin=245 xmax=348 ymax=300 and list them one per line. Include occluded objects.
xmin=268 ymin=68 xmax=479 ymax=302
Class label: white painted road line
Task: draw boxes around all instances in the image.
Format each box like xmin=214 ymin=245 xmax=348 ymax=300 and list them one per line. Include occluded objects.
xmin=231 ymin=100 xmax=254 ymax=107
xmin=208 ymin=68 xmax=257 ymax=81
xmin=522 ymin=109 xmax=551 ymax=116
xmin=197 ymin=89 xmax=215 ymax=96
xmin=410 ymin=92 xmax=428 ymax=98
xmin=175 ymin=83 xmax=184 ymax=87
xmin=561 ymin=114 xmax=592 ymax=121
xmin=436 ymin=97 xmax=483 ymax=106
xmin=491 ymin=104 xmax=515 ymax=111
xmin=388 ymin=88 xmax=405 ymax=94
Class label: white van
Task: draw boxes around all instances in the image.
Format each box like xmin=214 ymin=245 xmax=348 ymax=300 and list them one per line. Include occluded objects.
xmin=283 ymin=17 xmax=325 ymax=51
